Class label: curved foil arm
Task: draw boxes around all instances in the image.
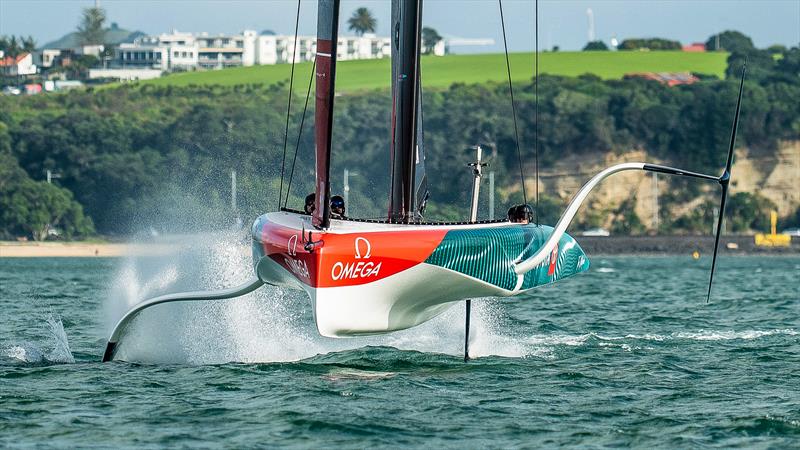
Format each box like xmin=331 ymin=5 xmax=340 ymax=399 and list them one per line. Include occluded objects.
xmin=514 ymin=162 xmax=720 ymax=275
xmin=102 ymin=277 xmax=265 ymax=362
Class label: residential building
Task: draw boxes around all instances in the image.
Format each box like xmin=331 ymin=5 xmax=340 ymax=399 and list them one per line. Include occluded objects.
xmin=117 ymin=30 xmax=198 ymax=70
xmin=0 ymin=53 xmax=37 ymax=76
xmin=337 ymin=34 xmax=391 ymax=61
xmin=195 ymin=31 xmax=252 ymax=69
xmin=39 ymin=49 xmax=62 ymax=68
xmin=682 ymin=42 xmax=706 ymax=52
xmin=112 ymin=29 xmax=393 ymax=72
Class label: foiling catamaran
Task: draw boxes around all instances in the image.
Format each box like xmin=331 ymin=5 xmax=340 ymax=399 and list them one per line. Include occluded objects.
xmin=103 ymin=0 xmax=745 ymax=362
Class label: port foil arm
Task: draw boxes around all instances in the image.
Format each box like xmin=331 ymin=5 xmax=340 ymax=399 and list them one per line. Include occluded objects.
xmin=102 ymin=277 xmax=266 ymax=362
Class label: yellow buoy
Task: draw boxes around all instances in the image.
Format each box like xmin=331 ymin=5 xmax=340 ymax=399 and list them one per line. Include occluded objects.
xmin=692 ymin=250 xmax=700 ymax=260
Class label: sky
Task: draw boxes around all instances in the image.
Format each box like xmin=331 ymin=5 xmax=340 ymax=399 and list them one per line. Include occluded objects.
xmin=0 ymin=0 xmax=798 ymax=53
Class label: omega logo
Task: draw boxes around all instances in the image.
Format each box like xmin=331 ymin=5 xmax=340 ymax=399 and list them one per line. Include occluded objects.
xmin=287 ymin=234 xmax=298 ymax=256
xmin=331 ymin=237 xmax=381 ymax=281
xmin=354 ymin=237 xmax=371 ymax=259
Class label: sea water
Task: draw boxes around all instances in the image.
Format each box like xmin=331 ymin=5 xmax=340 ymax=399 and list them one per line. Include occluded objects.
xmin=0 ymin=239 xmax=798 ymax=447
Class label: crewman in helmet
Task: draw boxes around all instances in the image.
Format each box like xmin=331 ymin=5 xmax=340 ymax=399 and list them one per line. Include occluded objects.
xmin=304 ymin=193 xmax=315 ymax=214
xmin=508 ymin=204 xmax=533 ymax=224
xmin=330 ymin=195 xmax=346 ymax=220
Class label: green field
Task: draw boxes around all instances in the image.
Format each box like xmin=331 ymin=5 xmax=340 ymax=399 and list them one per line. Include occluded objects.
xmin=141 ymin=51 xmax=728 ymax=91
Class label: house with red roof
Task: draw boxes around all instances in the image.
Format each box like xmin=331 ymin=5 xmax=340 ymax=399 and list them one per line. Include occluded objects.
xmin=682 ymin=42 xmax=706 ymax=52
xmin=624 ymin=72 xmax=700 ymax=86
xmin=0 ymin=52 xmax=37 ymax=76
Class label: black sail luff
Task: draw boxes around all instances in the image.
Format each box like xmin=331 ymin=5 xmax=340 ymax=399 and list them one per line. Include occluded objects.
xmin=388 ymin=0 xmax=423 ymax=223
xmin=313 ymin=0 xmax=340 ymax=229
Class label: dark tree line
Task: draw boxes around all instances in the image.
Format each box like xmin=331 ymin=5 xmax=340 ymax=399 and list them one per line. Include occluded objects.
xmin=0 ymin=35 xmax=36 ymax=58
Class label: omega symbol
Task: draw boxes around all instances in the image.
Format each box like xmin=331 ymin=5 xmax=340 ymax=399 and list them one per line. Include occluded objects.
xmin=354 ymin=237 xmax=371 ymax=259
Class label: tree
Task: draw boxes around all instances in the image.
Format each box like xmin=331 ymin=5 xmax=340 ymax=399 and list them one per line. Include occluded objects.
xmin=727 ymin=192 xmax=777 ymax=232
xmin=9 ymin=36 xmax=20 ymax=57
xmin=0 ymin=134 xmax=94 ymax=241
xmin=422 ymin=27 xmax=443 ymax=55
xmin=1 ymin=179 xmax=94 ymax=241
xmin=0 ymin=35 xmax=36 ymax=58
xmin=705 ymin=30 xmax=754 ymax=53
xmin=724 ymin=48 xmax=775 ymax=81
xmin=66 ymin=54 xmax=100 ymax=79
xmin=1 ymin=35 xmax=21 ymax=58
xmin=767 ymin=44 xmax=788 ymax=55
xmin=775 ymin=47 xmax=800 ymax=79
xmin=21 ymin=36 xmax=36 ymax=53
xmin=77 ymin=6 xmax=107 ymax=46
xmin=582 ymin=40 xmax=608 ymax=51
xmin=610 ymin=197 xmax=645 ymax=235
xmin=347 ymin=7 xmax=376 ymax=36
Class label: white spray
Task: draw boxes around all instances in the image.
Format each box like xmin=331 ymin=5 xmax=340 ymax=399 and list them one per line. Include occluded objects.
xmin=103 ymin=232 xmax=525 ymax=364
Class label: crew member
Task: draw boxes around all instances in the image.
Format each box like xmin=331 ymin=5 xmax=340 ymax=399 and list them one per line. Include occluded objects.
xmin=508 ymin=204 xmax=533 ymax=224
xmin=330 ymin=195 xmax=346 ymax=220
xmin=304 ymin=193 xmax=315 ymax=214
xmin=507 ymin=206 xmax=517 ymax=222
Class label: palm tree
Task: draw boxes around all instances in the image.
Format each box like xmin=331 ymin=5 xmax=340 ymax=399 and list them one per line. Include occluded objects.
xmin=347 ymin=7 xmax=376 ymax=36
xmin=77 ymin=6 xmax=107 ymax=45
xmin=22 ymin=36 xmax=36 ymax=54
xmin=7 ymin=36 xmax=20 ymax=58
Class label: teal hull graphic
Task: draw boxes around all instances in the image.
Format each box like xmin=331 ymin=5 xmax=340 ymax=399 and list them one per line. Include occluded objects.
xmin=424 ymin=224 xmax=589 ymax=292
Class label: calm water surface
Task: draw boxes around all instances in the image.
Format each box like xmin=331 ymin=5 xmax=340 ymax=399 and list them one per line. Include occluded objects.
xmin=1 ymin=247 xmax=798 ymax=448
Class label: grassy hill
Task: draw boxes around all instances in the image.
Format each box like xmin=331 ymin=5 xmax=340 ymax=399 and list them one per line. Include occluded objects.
xmin=140 ymin=51 xmax=729 ymax=91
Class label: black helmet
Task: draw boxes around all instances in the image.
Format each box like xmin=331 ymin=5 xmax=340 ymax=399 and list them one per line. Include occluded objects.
xmin=331 ymin=195 xmax=345 ymax=209
xmin=509 ymin=204 xmax=533 ymax=223
xmin=519 ymin=204 xmax=534 ymax=222
xmin=304 ymin=193 xmax=316 ymax=214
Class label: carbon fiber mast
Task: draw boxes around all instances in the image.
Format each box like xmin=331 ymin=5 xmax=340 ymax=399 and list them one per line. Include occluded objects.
xmin=388 ymin=0 xmax=423 ymax=223
xmin=312 ymin=0 xmax=341 ymax=229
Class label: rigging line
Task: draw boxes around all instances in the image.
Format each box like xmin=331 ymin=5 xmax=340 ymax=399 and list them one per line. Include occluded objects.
xmin=534 ymin=0 xmax=540 ymax=225
xmin=283 ymin=59 xmax=316 ymax=208
xmin=498 ymin=0 xmax=527 ymax=206
xmin=277 ymin=0 xmax=302 ymax=208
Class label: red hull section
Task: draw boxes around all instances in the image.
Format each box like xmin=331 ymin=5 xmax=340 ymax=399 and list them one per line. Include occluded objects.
xmin=258 ymin=213 xmax=447 ymax=289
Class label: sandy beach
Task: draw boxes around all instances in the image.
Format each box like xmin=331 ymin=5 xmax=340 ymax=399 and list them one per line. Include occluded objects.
xmin=0 ymin=242 xmax=177 ymax=258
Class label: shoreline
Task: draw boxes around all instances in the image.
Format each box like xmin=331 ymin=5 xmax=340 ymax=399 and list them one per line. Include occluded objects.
xmin=1 ymin=235 xmax=797 ymax=258
xmin=0 ymin=241 xmax=177 ymax=258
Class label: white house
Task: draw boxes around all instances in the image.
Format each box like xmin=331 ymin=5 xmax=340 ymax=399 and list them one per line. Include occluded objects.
xmin=195 ymin=31 xmax=251 ymax=69
xmin=39 ymin=49 xmax=62 ymax=68
xmin=0 ymin=53 xmax=37 ymax=76
xmin=117 ymin=30 xmax=198 ymax=70
xmin=338 ymin=34 xmax=391 ymax=61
